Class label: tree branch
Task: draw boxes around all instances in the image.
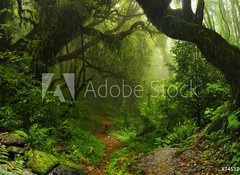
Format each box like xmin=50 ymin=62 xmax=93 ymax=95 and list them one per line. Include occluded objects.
xmin=137 ymin=0 xmax=240 ymax=104
xmin=57 ymin=21 xmax=152 ymax=64
xmin=195 ymin=0 xmax=205 ymax=24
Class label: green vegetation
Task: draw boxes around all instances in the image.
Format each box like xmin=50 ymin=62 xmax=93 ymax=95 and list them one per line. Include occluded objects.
xmin=1 ymin=0 xmax=240 ymax=174
xmin=0 ymin=145 xmax=25 ymax=175
xmin=106 ymin=148 xmax=142 ymax=175
xmin=27 ymin=150 xmax=59 ymax=175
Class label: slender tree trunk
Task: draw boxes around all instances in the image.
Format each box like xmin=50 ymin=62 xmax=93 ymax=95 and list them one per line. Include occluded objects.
xmin=0 ymin=0 xmax=11 ymax=51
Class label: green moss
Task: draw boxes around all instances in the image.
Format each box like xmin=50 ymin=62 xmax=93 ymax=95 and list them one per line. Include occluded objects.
xmin=27 ymin=150 xmax=59 ymax=175
xmin=60 ymin=159 xmax=83 ymax=170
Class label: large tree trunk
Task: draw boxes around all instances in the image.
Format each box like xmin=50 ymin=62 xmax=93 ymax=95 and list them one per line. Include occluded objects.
xmin=136 ymin=0 xmax=240 ymax=107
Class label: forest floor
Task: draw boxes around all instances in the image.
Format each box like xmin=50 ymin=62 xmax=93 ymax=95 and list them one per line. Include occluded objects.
xmin=83 ymin=116 xmax=124 ymax=175
xmin=82 ymin=116 xmax=179 ymax=175
xmin=82 ymin=117 xmax=224 ymax=175
xmin=82 ymin=116 xmax=184 ymax=175
xmin=129 ymin=147 xmax=178 ymax=175
xmin=131 ymin=147 xmax=226 ymax=175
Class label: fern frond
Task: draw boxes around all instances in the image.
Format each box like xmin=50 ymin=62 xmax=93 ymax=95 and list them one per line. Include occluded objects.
xmin=0 ymin=145 xmax=24 ymax=175
xmin=0 ymin=145 xmax=9 ymax=164
xmin=7 ymin=160 xmax=24 ymax=175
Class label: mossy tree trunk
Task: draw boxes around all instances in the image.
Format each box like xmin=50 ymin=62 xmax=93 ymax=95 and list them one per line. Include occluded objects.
xmin=136 ymin=0 xmax=240 ymax=107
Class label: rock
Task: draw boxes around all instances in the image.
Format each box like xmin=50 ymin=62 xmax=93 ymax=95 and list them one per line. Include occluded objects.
xmin=23 ymin=168 xmax=38 ymax=175
xmin=7 ymin=146 xmax=25 ymax=154
xmin=0 ymin=132 xmax=25 ymax=146
xmin=129 ymin=148 xmax=177 ymax=175
xmin=27 ymin=150 xmax=59 ymax=175
xmin=48 ymin=165 xmax=86 ymax=175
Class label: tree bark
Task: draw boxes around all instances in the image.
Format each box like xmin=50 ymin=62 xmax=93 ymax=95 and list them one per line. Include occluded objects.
xmin=0 ymin=0 xmax=11 ymax=51
xmin=136 ymin=0 xmax=240 ymax=107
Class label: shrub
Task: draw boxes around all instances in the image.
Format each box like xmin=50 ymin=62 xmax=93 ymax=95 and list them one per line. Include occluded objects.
xmin=0 ymin=106 xmax=23 ymax=132
xmin=155 ymin=120 xmax=197 ymax=147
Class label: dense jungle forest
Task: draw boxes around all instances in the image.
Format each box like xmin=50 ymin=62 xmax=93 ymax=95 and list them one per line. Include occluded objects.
xmin=0 ymin=0 xmax=240 ymax=174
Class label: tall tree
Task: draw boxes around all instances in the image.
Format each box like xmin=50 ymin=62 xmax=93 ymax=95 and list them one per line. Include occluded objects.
xmin=136 ymin=0 xmax=240 ymax=107
xmin=11 ymin=0 xmax=152 ymax=87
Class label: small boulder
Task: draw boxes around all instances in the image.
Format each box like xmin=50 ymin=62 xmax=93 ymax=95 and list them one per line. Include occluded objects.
xmin=48 ymin=165 xmax=86 ymax=175
xmin=7 ymin=146 xmax=25 ymax=154
xmin=23 ymin=168 xmax=38 ymax=175
xmin=0 ymin=132 xmax=25 ymax=146
xmin=27 ymin=150 xmax=59 ymax=175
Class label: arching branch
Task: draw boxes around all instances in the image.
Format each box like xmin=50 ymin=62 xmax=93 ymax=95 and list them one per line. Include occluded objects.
xmin=57 ymin=21 xmax=152 ymax=64
xmin=136 ymin=0 xmax=240 ymax=106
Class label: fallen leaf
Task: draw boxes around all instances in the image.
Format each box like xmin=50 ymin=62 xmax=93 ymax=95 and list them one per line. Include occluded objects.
xmin=180 ymin=162 xmax=188 ymax=167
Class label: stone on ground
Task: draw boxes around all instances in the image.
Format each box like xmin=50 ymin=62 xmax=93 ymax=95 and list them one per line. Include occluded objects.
xmin=7 ymin=146 xmax=25 ymax=154
xmin=0 ymin=132 xmax=25 ymax=146
xmin=27 ymin=150 xmax=59 ymax=175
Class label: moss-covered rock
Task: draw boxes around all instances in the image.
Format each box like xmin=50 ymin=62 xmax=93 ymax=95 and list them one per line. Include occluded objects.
xmin=7 ymin=146 xmax=25 ymax=154
xmin=27 ymin=150 xmax=59 ymax=175
xmin=23 ymin=168 xmax=37 ymax=175
xmin=0 ymin=132 xmax=25 ymax=146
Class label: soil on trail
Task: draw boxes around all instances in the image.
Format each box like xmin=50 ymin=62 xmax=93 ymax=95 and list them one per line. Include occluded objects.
xmin=85 ymin=116 xmax=124 ymax=175
xmin=84 ymin=116 xmax=201 ymax=175
xmin=130 ymin=148 xmax=178 ymax=175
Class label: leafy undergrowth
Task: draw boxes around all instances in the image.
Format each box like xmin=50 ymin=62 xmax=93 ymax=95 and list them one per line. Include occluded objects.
xmin=28 ymin=118 xmax=104 ymax=165
xmin=109 ymin=115 xmax=161 ymax=152
xmin=106 ymin=148 xmax=143 ymax=175
xmin=0 ymin=52 xmax=104 ymax=169
xmin=173 ymin=103 xmax=240 ymax=174
xmin=112 ymin=130 xmax=154 ymax=152
xmin=112 ymin=119 xmax=197 ymax=153
xmin=173 ymin=135 xmax=240 ymax=175
xmin=111 ymin=102 xmax=240 ymax=174
xmin=0 ymin=145 xmax=25 ymax=175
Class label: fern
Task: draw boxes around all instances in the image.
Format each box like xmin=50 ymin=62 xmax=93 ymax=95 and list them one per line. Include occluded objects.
xmin=228 ymin=113 xmax=240 ymax=130
xmin=0 ymin=145 xmax=9 ymax=164
xmin=0 ymin=146 xmax=24 ymax=175
xmin=7 ymin=160 xmax=24 ymax=175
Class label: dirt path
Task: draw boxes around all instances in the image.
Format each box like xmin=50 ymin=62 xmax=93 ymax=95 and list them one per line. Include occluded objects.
xmin=129 ymin=148 xmax=178 ymax=175
xmin=84 ymin=116 xmax=179 ymax=175
xmin=85 ymin=116 xmax=124 ymax=175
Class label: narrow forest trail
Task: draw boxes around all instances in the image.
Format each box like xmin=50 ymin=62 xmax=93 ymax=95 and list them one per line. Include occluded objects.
xmin=84 ymin=116 xmax=124 ymax=175
xmin=83 ymin=116 xmax=182 ymax=175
